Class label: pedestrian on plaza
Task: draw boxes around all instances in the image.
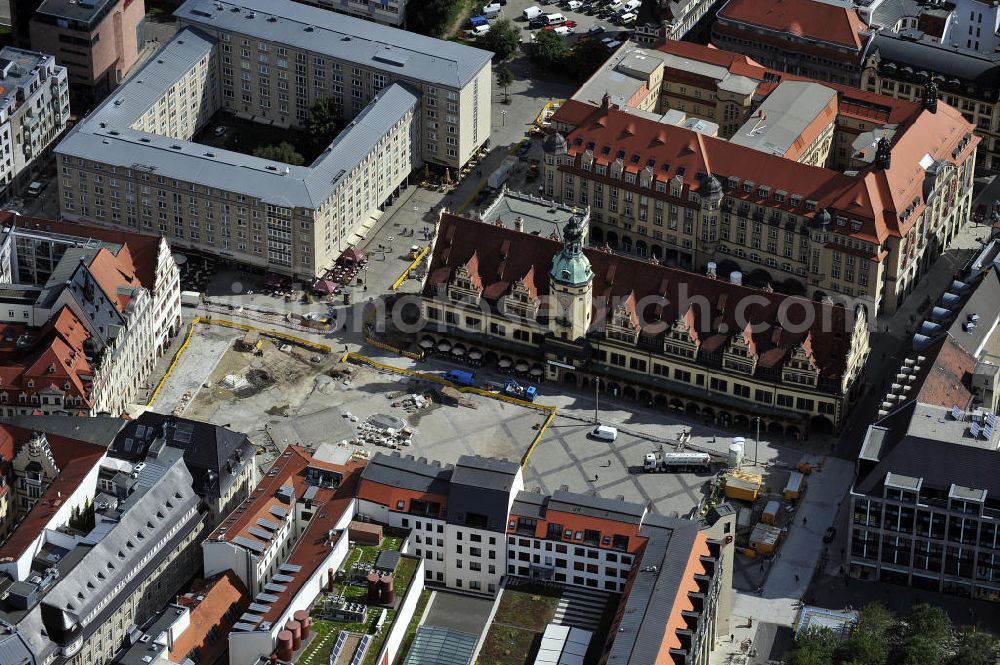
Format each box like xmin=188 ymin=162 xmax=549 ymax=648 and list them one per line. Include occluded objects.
xmin=795 ymin=575 xmax=799 ymax=582
xmin=730 ymin=634 xmax=734 ymax=643
xmin=802 ymin=516 xmax=807 ymax=526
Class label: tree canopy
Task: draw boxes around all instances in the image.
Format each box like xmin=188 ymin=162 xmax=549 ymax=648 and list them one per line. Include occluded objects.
xmin=496 ymin=65 xmax=514 ymax=103
xmin=306 ymin=97 xmax=343 ymax=146
xmin=253 ymin=142 xmax=305 ymax=166
xmin=406 ymin=0 xmax=459 ymax=37
xmin=784 ymin=603 xmax=998 ymax=665
xmin=477 ymin=17 xmax=520 ymax=61
xmin=530 ymin=30 xmax=568 ymax=69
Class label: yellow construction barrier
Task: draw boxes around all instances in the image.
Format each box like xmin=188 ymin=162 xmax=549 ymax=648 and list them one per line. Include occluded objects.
xmin=145 ymin=317 xmax=333 ymax=407
xmin=521 ymin=410 xmax=556 ymax=468
xmin=391 ymin=245 xmax=430 ymax=291
xmin=534 ymin=100 xmax=565 ymax=127
xmin=146 ymin=320 xmax=198 ymax=406
xmin=196 ymin=317 xmax=333 ymax=353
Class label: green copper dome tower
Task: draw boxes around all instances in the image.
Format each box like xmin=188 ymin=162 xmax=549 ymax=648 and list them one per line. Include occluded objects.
xmin=549 ymin=215 xmax=594 ymax=341
xmin=550 ymin=215 xmax=593 ymax=287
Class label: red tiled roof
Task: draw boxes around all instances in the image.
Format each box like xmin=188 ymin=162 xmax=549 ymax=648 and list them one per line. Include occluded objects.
xmin=657 ymin=39 xmax=767 ymax=76
xmin=259 ymin=455 xmax=365 ymax=624
xmin=914 ymin=337 xmax=976 ymax=409
xmin=0 ymin=212 xmax=163 ymax=291
xmin=169 ymin=571 xmax=250 ymax=665
xmin=717 ymin=0 xmax=870 ymax=49
xmin=426 ymin=213 xmax=855 ymax=378
xmin=655 ymin=40 xmax=921 ymax=126
xmin=551 ymin=96 xmax=975 ymax=245
xmin=0 ymin=429 xmax=105 ymax=560
xmin=0 ymin=307 xmax=95 ymax=411
xmin=86 ymin=247 xmax=142 ymax=313
xmin=210 ymin=446 xmax=319 ymax=545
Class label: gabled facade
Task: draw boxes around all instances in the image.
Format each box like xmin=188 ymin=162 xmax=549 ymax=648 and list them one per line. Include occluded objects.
xmin=420 ymin=211 xmax=869 ymax=435
xmin=546 ymin=69 xmax=977 ymax=316
xmin=0 ymin=214 xmax=181 ymax=416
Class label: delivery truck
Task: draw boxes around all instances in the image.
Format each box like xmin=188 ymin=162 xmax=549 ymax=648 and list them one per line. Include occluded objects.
xmin=643 ymin=451 xmax=711 ymax=473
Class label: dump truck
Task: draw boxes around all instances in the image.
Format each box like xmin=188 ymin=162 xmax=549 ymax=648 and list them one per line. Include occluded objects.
xmin=502 ymin=380 xmax=537 ymax=402
xmin=643 ymin=451 xmax=711 ymax=473
xmin=723 ymin=470 xmax=763 ymax=502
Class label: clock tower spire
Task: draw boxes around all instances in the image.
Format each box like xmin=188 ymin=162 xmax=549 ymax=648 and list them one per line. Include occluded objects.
xmin=549 ymin=215 xmax=594 ymax=340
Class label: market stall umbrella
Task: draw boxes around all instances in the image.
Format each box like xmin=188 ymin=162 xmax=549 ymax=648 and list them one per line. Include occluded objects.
xmin=498 ymin=357 xmax=513 ymax=368
xmin=515 ymin=361 xmax=530 ymax=372
xmin=437 ymin=340 xmax=452 ymax=352
xmin=468 ymin=349 xmax=483 ymax=360
xmin=312 ymin=279 xmax=337 ymax=295
xmin=420 ymin=338 xmax=436 ymax=349
xmin=452 ymin=345 xmax=466 ymax=357
xmin=338 ymin=247 xmax=366 ymax=266
xmin=530 ymin=366 xmax=543 ymax=377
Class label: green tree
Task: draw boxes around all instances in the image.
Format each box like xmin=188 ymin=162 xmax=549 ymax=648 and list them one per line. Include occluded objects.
xmin=530 ymin=30 xmax=567 ymax=69
xmin=834 ymin=603 xmax=894 ymax=665
xmin=948 ymin=629 xmax=1000 ymax=665
xmin=406 ymin=0 xmax=458 ymax=37
xmin=565 ymin=38 xmax=612 ymax=80
xmin=787 ymin=628 xmax=838 ymax=665
xmin=496 ymin=65 xmax=514 ymax=104
xmin=253 ymin=142 xmax=305 ymax=165
xmin=477 ymin=17 xmax=520 ymax=61
xmin=891 ymin=605 xmax=951 ymax=665
xmin=306 ymin=97 xmax=343 ymax=146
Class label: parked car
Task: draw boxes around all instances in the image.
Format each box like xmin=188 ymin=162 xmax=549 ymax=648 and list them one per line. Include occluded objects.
xmin=26 ymin=181 xmax=43 ymax=197
xmin=212 ymin=126 xmax=228 ymax=137
xmin=563 ymin=19 xmax=578 ymax=27
xmin=588 ymin=23 xmax=606 ymax=34
xmin=591 ymin=425 xmax=618 ymax=442
xmin=567 ymin=0 xmax=583 ymax=8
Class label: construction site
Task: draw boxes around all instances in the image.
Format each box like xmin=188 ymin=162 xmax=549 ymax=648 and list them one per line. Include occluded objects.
xmin=149 ymin=323 xmax=548 ymax=471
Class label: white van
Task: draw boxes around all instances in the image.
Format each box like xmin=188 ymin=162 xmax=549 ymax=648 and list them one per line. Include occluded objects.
xmin=523 ymin=5 xmax=542 ymax=19
xmin=542 ymin=12 xmax=566 ymax=25
xmin=26 ymin=181 xmax=43 ymax=196
xmin=484 ymin=3 xmax=502 ymax=17
xmin=567 ymin=0 xmax=583 ymax=9
xmin=622 ymin=0 xmax=641 ymax=11
xmin=552 ymin=25 xmax=572 ymax=35
xmin=591 ymin=425 xmax=618 ymax=442
xmin=618 ymin=11 xmax=636 ymax=24
xmin=470 ymin=23 xmax=491 ymax=36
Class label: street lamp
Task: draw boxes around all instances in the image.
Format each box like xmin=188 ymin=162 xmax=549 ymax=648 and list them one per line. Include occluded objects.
xmin=754 ymin=416 xmax=761 ymax=466
xmin=500 ymin=109 xmax=507 ymax=127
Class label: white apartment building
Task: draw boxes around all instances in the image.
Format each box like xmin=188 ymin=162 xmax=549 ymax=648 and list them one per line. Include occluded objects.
xmin=54 ymin=24 xmax=432 ymax=277
xmin=0 ymin=214 xmax=181 ymax=417
xmin=0 ymin=46 xmax=69 ymax=202
xmin=295 ymin=0 xmax=408 ymax=27
xmin=174 ymin=0 xmax=491 ymax=170
xmin=356 ymin=455 xmax=524 ymax=595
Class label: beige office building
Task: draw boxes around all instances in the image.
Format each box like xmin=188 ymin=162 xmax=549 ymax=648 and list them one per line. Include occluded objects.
xmin=53 ymin=0 xmax=491 ymax=279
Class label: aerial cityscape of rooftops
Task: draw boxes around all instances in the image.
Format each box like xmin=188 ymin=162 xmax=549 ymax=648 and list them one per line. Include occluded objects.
xmin=0 ymin=0 xmax=999 ymax=663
